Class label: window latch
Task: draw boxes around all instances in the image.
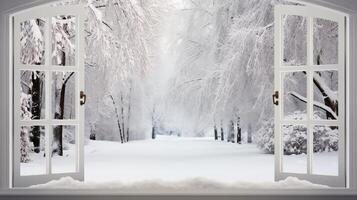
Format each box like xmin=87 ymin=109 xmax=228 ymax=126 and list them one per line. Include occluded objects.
xmin=272 ymin=91 xmax=279 ymax=106
xmin=80 ymin=91 xmax=86 ymax=106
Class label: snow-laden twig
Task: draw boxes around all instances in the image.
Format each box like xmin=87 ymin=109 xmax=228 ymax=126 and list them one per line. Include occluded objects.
xmin=288 ymin=91 xmax=338 ymax=119
xmin=313 ymin=73 xmax=338 ymax=102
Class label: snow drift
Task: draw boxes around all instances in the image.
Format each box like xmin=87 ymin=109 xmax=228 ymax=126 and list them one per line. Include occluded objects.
xmin=31 ymin=176 xmax=328 ymax=190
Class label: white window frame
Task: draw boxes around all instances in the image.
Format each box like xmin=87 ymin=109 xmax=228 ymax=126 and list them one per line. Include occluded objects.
xmin=11 ymin=4 xmax=86 ymax=188
xmin=274 ymin=4 xmax=346 ymax=187
xmin=0 ymin=0 xmax=357 ymax=197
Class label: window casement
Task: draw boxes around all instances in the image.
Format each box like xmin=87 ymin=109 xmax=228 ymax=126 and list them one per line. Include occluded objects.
xmin=274 ymin=5 xmax=346 ymax=187
xmin=12 ymin=4 xmax=85 ymax=187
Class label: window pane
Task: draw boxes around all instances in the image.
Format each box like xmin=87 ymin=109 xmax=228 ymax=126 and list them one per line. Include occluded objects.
xmin=313 ymin=18 xmax=338 ymax=65
xmin=313 ymin=71 xmax=338 ymax=120
xmin=282 ymin=125 xmax=307 ymax=173
xmin=52 ymin=71 xmax=76 ymax=119
xmin=51 ymin=15 xmax=76 ymax=66
xmin=283 ymin=71 xmax=307 ymax=120
xmin=20 ymin=70 xmax=46 ymax=120
xmin=52 ymin=125 xmax=76 ymax=173
xmin=20 ymin=126 xmax=46 ymax=176
xmin=313 ymin=126 xmax=338 ymax=176
xmin=283 ymin=15 xmax=307 ymax=66
xmin=20 ymin=18 xmax=46 ymax=65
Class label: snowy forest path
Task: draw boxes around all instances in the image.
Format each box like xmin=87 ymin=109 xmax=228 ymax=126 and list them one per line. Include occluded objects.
xmin=84 ymin=136 xmax=274 ymax=183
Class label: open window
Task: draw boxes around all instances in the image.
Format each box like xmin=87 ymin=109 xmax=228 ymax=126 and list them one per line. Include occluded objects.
xmin=4 ymin=0 xmax=351 ymax=191
xmin=12 ymin=4 xmax=86 ymax=187
xmin=274 ymin=5 xmax=346 ymax=187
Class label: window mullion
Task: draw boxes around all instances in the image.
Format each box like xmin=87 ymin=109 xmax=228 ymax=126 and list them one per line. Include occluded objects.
xmin=45 ymin=15 xmax=51 ymax=175
xmin=306 ymin=15 xmax=314 ymax=175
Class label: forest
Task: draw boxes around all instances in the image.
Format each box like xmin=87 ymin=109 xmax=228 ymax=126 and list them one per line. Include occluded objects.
xmin=19 ymin=0 xmax=339 ymax=170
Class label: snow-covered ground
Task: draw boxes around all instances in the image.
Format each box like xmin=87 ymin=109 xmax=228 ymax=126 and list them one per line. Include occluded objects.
xmin=85 ymin=136 xmax=338 ymax=183
xmin=21 ymin=145 xmax=76 ymax=176
xmin=85 ymin=135 xmax=275 ymax=183
xmin=31 ymin=136 xmax=330 ymax=189
xmin=22 ymin=135 xmax=338 ymax=188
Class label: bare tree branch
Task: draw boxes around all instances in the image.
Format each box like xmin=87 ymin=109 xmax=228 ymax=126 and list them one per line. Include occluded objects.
xmin=177 ymin=78 xmax=203 ymax=88
xmin=288 ymin=91 xmax=337 ymax=119
xmin=102 ymin=21 xmax=113 ymax=31
xmin=109 ymin=94 xmax=124 ymax=143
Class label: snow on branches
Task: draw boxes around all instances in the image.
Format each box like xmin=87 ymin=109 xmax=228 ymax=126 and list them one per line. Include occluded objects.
xmin=20 ymin=18 xmax=45 ymax=65
xmin=52 ymin=15 xmax=76 ymax=66
xmin=20 ymin=127 xmax=32 ymax=163
xmin=255 ymin=111 xmax=339 ymax=154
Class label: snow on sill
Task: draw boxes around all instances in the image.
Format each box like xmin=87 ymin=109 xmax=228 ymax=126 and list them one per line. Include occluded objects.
xmin=30 ymin=176 xmax=329 ymax=191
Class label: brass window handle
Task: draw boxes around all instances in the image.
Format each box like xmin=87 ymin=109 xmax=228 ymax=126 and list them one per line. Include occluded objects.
xmin=80 ymin=91 xmax=86 ymax=106
xmin=272 ymin=91 xmax=279 ymax=106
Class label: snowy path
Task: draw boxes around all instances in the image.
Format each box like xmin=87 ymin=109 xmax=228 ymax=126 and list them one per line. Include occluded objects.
xmin=85 ymin=136 xmax=275 ymax=183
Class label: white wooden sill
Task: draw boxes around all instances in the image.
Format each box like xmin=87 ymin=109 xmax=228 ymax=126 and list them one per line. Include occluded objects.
xmin=0 ymin=187 xmax=357 ymax=196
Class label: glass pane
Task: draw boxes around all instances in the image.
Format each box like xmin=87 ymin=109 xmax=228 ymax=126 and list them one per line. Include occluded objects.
xmin=52 ymin=71 xmax=76 ymax=119
xmin=52 ymin=125 xmax=76 ymax=173
xmin=313 ymin=71 xmax=338 ymax=120
xmin=312 ymin=126 xmax=339 ymax=176
xmin=20 ymin=70 xmax=46 ymax=120
xmin=20 ymin=18 xmax=46 ymax=65
xmin=51 ymin=15 xmax=76 ymax=66
xmin=282 ymin=125 xmax=307 ymax=173
xmin=283 ymin=15 xmax=307 ymax=66
xmin=283 ymin=71 xmax=307 ymax=120
xmin=20 ymin=126 xmax=46 ymax=176
xmin=313 ymin=18 xmax=338 ymax=65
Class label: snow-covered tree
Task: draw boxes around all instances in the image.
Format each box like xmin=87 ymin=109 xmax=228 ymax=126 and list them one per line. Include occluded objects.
xmin=313 ymin=125 xmax=339 ymax=152
xmin=52 ymin=0 xmax=168 ymax=142
xmin=84 ymin=0 xmax=168 ymax=141
xmin=255 ymin=119 xmax=274 ymax=153
xmin=20 ymin=70 xmax=45 ymax=153
xmin=20 ymin=92 xmax=32 ymax=120
xmin=282 ymin=124 xmax=307 ymax=155
xmin=20 ymin=127 xmax=31 ymax=163
xmin=52 ymin=72 xmax=76 ymax=155
xmin=47 ymin=0 xmax=339 ymax=146
xmin=20 ymin=18 xmax=45 ymax=65
xmin=155 ymin=0 xmax=293 ymax=137
xmin=255 ymin=112 xmax=339 ymax=154
xmin=52 ymin=15 xmax=76 ymax=66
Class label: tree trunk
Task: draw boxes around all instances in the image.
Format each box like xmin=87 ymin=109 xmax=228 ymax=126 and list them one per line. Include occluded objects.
xmin=53 ymin=72 xmax=74 ymax=156
xmin=120 ymin=93 xmax=126 ymax=142
xmin=247 ymin=124 xmax=252 ymax=144
xmin=90 ymin=132 xmax=96 ymax=140
xmin=313 ymin=77 xmax=338 ymax=119
xmin=30 ymin=71 xmax=43 ymax=153
xmin=152 ymin=106 xmax=156 ymax=139
xmin=126 ymin=85 xmax=132 ymax=142
xmin=152 ymin=126 xmax=156 ymax=139
xmin=53 ymin=126 xmax=63 ymax=156
xmin=220 ymin=121 xmax=224 ymax=141
xmin=237 ymin=127 xmax=242 ymax=144
xmin=109 ymin=95 xmax=124 ymax=143
xmin=53 ymin=83 xmax=66 ymax=156
xmin=214 ymin=125 xmax=218 ymax=140
xmin=299 ymin=71 xmax=338 ymax=120
xmin=228 ymin=120 xmax=235 ymax=143
xmin=235 ymin=114 xmax=241 ymax=144
xmin=237 ymin=120 xmax=241 ymax=144
xmin=54 ymin=78 xmax=67 ymax=156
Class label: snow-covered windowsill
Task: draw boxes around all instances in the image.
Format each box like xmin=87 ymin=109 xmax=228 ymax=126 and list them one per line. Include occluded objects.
xmin=1 ymin=179 xmax=357 ymax=197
